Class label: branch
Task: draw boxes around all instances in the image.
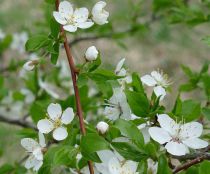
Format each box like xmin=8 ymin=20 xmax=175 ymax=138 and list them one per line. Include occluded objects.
xmin=0 ymin=114 xmax=37 ymax=130
xmin=55 ymin=1 xmax=94 ymax=174
xmin=173 ymin=146 xmax=210 ymax=173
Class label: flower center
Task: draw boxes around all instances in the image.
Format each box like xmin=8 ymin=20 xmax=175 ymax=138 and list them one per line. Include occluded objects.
xmin=53 ymin=119 xmax=62 ymax=128
xmin=67 ymin=15 xmax=75 ymax=24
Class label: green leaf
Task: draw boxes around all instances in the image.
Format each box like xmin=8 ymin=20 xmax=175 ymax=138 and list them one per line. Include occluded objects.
xmin=12 ymin=91 xmax=25 ymax=101
xmin=0 ymin=35 xmax=12 ymax=53
xmin=157 ymin=155 xmax=172 ymax=174
xmin=114 ymin=119 xmax=145 ymax=147
xmin=30 ymin=101 xmax=47 ymax=123
xmin=25 ymin=35 xmax=51 ymax=51
xmin=202 ymin=107 xmax=210 ymax=120
xmin=86 ymin=54 xmax=101 ymax=72
xmin=0 ymin=164 xmax=14 ymax=174
xmin=125 ymin=90 xmax=149 ymax=117
xmin=77 ymin=73 xmax=89 ymax=88
xmin=50 ymin=18 xmax=60 ymax=38
xmin=81 ymin=133 xmax=110 ymax=154
xmin=199 ymin=160 xmax=210 ymax=174
xmin=181 ymin=100 xmax=201 ymax=121
xmin=112 ymin=142 xmax=147 ymax=161
xmin=131 ymin=73 xmax=144 ymax=93
xmin=50 ymin=42 xmax=60 ymax=65
xmin=16 ymin=128 xmax=37 ymax=138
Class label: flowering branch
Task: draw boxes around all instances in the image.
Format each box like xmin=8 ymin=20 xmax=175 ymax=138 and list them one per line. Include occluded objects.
xmin=55 ymin=0 xmax=94 ymax=173
xmin=0 ymin=114 xmax=37 ymax=130
xmin=173 ymin=146 xmax=210 ymax=173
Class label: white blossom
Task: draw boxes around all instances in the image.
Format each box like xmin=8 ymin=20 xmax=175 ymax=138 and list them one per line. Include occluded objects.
xmin=21 ymin=132 xmax=46 ymax=171
xmin=147 ymin=158 xmax=158 ymax=174
xmin=115 ymin=58 xmax=132 ymax=88
xmin=96 ymin=121 xmax=109 ymax=134
xmin=141 ymin=70 xmax=171 ymax=100
xmin=85 ymin=46 xmax=99 ymax=61
xmin=92 ymin=1 xmax=109 ymax=25
xmin=53 ymin=1 xmax=94 ymax=32
xmin=11 ymin=32 xmax=28 ymax=53
xmin=96 ymin=150 xmax=138 ymax=174
xmin=20 ymin=88 xmax=35 ymax=104
xmin=149 ymin=114 xmax=208 ymax=156
xmin=37 ymin=103 xmax=74 ymax=141
xmin=104 ymin=88 xmax=131 ymax=120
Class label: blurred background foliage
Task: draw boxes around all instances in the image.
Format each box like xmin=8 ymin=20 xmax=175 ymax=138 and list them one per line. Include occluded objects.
xmin=0 ymin=0 xmax=210 ymax=173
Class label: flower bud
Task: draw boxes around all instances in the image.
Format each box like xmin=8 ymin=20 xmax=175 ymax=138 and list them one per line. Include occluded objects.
xmin=92 ymin=1 xmax=109 ymax=25
xmin=23 ymin=59 xmax=39 ymax=71
xmin=96 ymin=121 xmax=109 ymax=134
xmin=85 ymin=46 xmax=99 ymax=61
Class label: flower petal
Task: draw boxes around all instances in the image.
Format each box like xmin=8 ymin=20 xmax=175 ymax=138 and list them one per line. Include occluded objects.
xmin=157 ymin=114 xmax=178 ymax=136
xmin=61 ymin=107 xmax=74 ymax=124
xmin=63 ymin=25 xmax=77 ymax=32
xmin=38 ymin=132 xmax=46 ymax=148
xmin=33 ymin=160 xmax=43 ymax=172
xmin=21 ymin=138 xmax=39 ymax=152
xmin=115 ymin=58 xmax=125 ymax=74
xmin=37 ymin=119 xmax=54 ymax=134
xmin=151 ymin=71 xmax=163 ymax=82
xmin=53 ymin=127 xmax=68 ymax=141
xmin=141 ymin=75 xmax=157 ymax=86
xmin=59 ymin=0 xmax=73 ymax=18
xmin=74 ymin=8 xmax=89 ymax=23
xmin=47 ymin=103 xmax=62 ymax=120
xmin=122 ymin=160 xmax=138 ymax=173
xmin=33 ymin=148 xmax=43 ymax=160
xmin=23 ymin=61 xmax=35 ymax=71
xmin=53 ymin=11 xmax=67 ymax=25
xmin=77 ymin=21 xmax=94 ymax=29
xmin=154 ymin=86 xmax=166 ymax=100
xmin=180 ymin=122 xmax=203 ymax=139
xmin=149 ymin=127 xmax=171 ymax=144
xmin=165 ymin=142 xmax=189 ymax=156
xmin=108 ymin=157 xmax=121 ymax=174
xmin=25 ymin=155 xmax=38 ymax=169
xmin=104 ymin=106 xmax=120 ymax=120
xmin=183 ymin=138 xmax=208 ymax=149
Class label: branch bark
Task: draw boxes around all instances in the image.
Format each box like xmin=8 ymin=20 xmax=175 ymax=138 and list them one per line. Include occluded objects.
xmin=0 ymin=114 xmax=37 ymax=130
xmin=173 ymin=146 xmax=210 ymax=173
xmin=55 ymin=1 xmax=94 ymax=174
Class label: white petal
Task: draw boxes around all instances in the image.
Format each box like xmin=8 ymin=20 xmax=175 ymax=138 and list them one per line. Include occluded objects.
xmin=63 ymin=25 xmax=77 ymax=32
xmin=149 ymin=127 xmax=171 ymax=144
xmin=47 ymin=103 xmax=62 ymax=121
xmin=151 ymin=71 xmax=163 ymax=82
xmin=38 ymin=132 xmax=46 ymax=148
xmin=61 ymin=107 xmax=74 ymax=124
xmin=108 ymin=157 xmax=121 ymax=174
xmin=165 ymin=142 xmax=189 ymax=156
xmin=104 ymin=106 xmax=120 ymax=120
xmin=77 ymin=21 xmax=94 ymax=29
xmin=37 ymin=119 xmax=54 ymax=134
xmin=21 ymin=138 xmax=39 ymax=152
xmin=157 ymin=114 xmax=178 ymax=136
xmin=154 ymin=86 xmax=166 ymax=100
xmin=74 ymin=8 xmax=89 ymax=23
xmin=25 ymin=155 xmax=37 ymax=169
xmin=122 ymin=160 xmax=138 ymax=173
xmin=115 ymin=58 xmax=125 ymax=74
xmin=23 ymin=61 xmax=34 ymax=71
xmin=180 ymin=122 xmax=203 ymax=139
xmin=59 ymin=0 xmax=73 ymax=18
xmin=53 ymin=127 xmax=68 ymax=141
xmin=53 ymin=11 xmax=67 ymax=25
xmin=183 ymin=138 xmax=208 ymax=149
xmin=33 ymin=148 xmax=43 ymax=160
xmin=33 ymin=160 xmax=43 ymax=172
xmin=141 ymin=75 xmax=157 ymax=86
xmin=97 ymin=150 xmax=115 ymax=165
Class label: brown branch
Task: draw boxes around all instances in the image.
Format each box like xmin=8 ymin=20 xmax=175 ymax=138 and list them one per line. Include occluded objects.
xmin=173 ymin=146 xmax=210 ymax=173
xmin=0 ymin=114 xmax=37 ymax=130
xmin=55 ymin=1 xmax=94 ymax=174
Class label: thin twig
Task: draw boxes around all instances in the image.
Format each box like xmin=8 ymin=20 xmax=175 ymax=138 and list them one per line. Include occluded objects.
xmin=55 ymin=1 xmax=94 ymax=174
xmin=173 ymin=146 xmax=210 ymax=173
xmin=0 ymin=114 xmax=37 ymax=130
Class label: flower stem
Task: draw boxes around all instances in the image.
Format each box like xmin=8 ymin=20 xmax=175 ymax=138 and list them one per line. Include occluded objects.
xmin=55 ymin=1 xmax=94 ymax=174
